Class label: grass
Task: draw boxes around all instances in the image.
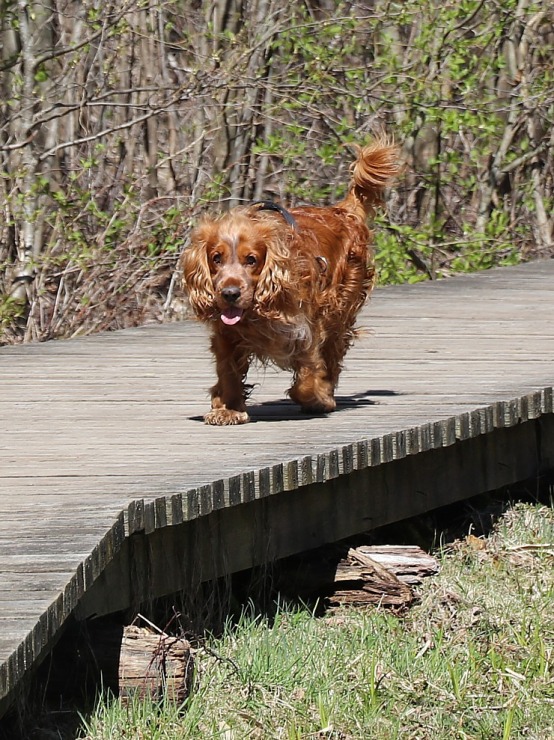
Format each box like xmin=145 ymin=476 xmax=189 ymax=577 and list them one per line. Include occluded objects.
xmin=77 ymin=501 xmax=554 ymax=740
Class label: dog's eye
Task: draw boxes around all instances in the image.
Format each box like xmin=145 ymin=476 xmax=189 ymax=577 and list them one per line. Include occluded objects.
xmin=212 ymin=253 xmax=222 ymax=265
xmin=245 ymin=255 xmax=257 ymax=266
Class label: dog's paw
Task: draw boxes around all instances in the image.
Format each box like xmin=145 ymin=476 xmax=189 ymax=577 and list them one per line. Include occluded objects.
xmin=289 ymin=386 xmax=336 ymax=414
xmin=204 ymin=408 xmax=250 ymax=426
xmin=300 ymin=397 xmax=336 ymax=414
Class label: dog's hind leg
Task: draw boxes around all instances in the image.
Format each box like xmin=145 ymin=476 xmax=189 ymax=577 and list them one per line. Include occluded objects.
xmin=289 ymin=324 xmax=358 ymax=413
xmin=319 ymin=329 xmax=355 ymax=391
xmin=288 ymin=359 xmax=336 ymax=414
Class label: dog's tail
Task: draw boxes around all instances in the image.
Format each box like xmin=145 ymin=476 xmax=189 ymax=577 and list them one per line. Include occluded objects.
xmin=337 ymin=139 xmax=400 ymax=220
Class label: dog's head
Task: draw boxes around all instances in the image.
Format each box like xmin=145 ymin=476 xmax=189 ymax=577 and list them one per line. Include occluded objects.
xmin=182 ymin=208 xmax=292 ymax=325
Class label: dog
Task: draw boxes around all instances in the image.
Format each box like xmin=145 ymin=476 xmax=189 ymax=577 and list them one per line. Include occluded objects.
xmin=182 ymin=139 xmax=399 ymax=425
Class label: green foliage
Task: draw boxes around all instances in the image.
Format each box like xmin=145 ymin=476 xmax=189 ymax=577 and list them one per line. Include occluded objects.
xmin=245 ymin=0 xmax=547 ymax=287
xmin=198 ymin=172 xmax=230 ymax=204
xmin=145 ymin=207 xmax=187 ymax=258
xmin=0 ymin=294 xmax=26 ymax=333
xmin=374 ymin=225 xmax=429 ymax=285
xmin=375 ymin=209 xmax=522 ymax=285
xmin=450 ymin=213 xmax=521 ymax=273
xmin=1 ymin=0 xmax=551 ymax=342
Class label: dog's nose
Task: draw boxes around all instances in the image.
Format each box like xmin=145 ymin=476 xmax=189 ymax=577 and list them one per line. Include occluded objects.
xmin=222 ymin=286 xmax=241 ymax=303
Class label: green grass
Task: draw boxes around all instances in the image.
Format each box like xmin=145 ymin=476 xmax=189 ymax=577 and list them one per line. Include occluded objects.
xmin=78 ymin=502 xmax=554 ymax=739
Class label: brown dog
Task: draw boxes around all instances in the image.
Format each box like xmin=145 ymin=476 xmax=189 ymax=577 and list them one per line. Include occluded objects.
xmin=182 ymin=140 xmax=398 ymax=424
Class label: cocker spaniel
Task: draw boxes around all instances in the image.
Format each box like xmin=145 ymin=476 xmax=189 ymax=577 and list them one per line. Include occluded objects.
xmin=182 ymin=140 xmax=399 ymax=425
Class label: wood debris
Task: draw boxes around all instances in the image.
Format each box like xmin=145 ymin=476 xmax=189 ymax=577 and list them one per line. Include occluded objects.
xmin=276 ymin=544 xmax=439 ymax=610
xmin=119 ymin=624 xmax=193 ymax=705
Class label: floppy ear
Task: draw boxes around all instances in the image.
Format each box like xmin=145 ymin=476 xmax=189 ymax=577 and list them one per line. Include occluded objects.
xmin=181 ymin=222 xmax=217 ymax=320
xmin=254 ymin=235 xmax=293 ymax=319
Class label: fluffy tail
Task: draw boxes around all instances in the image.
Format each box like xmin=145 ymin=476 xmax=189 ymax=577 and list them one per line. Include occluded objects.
xmin=337 ymin=139 xmax=400 ymax=219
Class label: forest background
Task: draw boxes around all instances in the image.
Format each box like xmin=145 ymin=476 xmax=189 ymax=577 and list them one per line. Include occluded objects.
xmin=1 ymin=0 xmax=552 ymax=345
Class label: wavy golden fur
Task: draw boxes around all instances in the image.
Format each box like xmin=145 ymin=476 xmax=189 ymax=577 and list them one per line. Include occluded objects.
xmin=182 ymin=140 xmax=399 ymax=425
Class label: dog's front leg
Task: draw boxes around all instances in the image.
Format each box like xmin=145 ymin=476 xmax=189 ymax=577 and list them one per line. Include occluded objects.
xmin=204 ymin=333 xmax=250 ymax=425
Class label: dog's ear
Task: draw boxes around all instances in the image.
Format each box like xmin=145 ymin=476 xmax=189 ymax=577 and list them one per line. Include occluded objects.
xmin=254 ymin=238 xmax=293 ymax=319
xmin=181 ymin=221 xmax=217 ymax=320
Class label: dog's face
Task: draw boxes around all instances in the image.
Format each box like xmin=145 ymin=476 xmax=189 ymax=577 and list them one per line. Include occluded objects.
xmin=206 ymin=231 xmax=267 ymax=325
xmin=183 ymin=210 xmax=292 ymax=325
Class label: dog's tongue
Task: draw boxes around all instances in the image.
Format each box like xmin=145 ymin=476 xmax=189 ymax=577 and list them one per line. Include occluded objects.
xmin=221 ymin=307 xmax=244 ymax=325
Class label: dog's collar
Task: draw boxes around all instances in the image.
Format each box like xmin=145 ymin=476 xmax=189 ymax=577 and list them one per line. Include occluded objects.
xmin=253 ymin=200 xmax=298 ymax=230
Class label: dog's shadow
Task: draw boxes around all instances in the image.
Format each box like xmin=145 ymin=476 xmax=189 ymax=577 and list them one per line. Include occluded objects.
xmin=190 ymin=390 xmax=400 ymax=423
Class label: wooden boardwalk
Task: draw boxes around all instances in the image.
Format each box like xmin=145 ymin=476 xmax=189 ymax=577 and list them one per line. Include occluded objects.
xmin=1 ymin=260 xmax=554 ymax=715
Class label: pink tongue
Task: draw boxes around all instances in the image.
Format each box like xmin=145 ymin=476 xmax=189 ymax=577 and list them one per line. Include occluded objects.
xmin=221 ymin=307 xmax=244 ymax=325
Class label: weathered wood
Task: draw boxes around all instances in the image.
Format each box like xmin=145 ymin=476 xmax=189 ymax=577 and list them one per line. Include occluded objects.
xmin=1 ymin=261 xmax=554 ymax=717
xmin=331 ymin=549 xmax=414 ymax=609
xmin=273 ymin=545 xmax=437 ymax=609
xmin=118 ymin=625 xmax=193 ymax=705
xmin=354 ymin=546 xmax=439 ymax=584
